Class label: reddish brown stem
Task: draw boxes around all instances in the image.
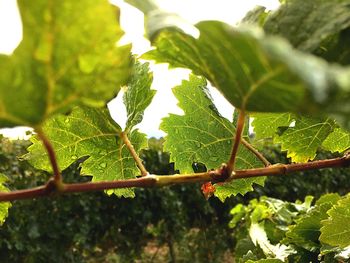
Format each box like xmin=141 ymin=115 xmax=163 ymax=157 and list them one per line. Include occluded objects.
xmin=1 ymin=154 xmax=349 ymax=202
xmin=227 ymin=109 xmax=246 ymax=173
xmin=36 ymin=128 xmax=62 ymax=185
xmin=232 ymin=154 xmax=350 ymax=179
xmin=241 ymin=139 xmax=271 ymax=167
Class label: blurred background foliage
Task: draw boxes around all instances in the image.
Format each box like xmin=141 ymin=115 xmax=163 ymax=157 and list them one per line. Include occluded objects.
xmin=0 ymin=136 xmax=349 ymax=262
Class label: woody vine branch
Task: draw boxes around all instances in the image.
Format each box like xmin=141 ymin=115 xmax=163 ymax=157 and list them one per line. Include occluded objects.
xmin=0 ymin=118 xmax=349 ymax=202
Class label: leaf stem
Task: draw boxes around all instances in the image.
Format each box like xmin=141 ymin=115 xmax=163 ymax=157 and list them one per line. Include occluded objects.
xmin=227 ymin=109 xmax=246 ymax=173
xmin=241 ymin=139 xmax=271 ymax=167
xmin=36 ymin=127 xmax=62 ymax=186
xmin=120 ymin=131 xmax=148 ymax=176
xmin=1 ymin=154 xmax=349 ymax=202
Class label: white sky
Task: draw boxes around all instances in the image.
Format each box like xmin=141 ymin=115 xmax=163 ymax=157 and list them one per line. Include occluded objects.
xmin=0 ymin=0 xmax=279 ymax=139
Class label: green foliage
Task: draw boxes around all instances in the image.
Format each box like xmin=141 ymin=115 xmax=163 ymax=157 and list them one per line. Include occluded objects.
xmin=27 ymin=106 xmax=146 ymax=198
xmin=1 ymin=138 xmax=350 ymax=262
xmin=4 ymin=0 xmax=350 ymax=203
xmin=263 ymin=0 xmax=350 ymax=55
xmin=252 ymin=115 xmax=350 ymax=162
xmin=124 ymin=61 xmax=156 ymax=131
xmin=283 ymin=198 xmax=339 ymax=251
xmin=144 ymin=20 xmax=350 ymax=128
xmin=0 ymin=138 xmax=234 ymax=262
xmin=27 ymin=61 xmax=155 ymax=197
xmin=0 ymin=174 xmax=11 ymax=226
xmin=0 ymin=0 xmax=132 ymax=128
xmin=320 ymin=194 xmax=350 ymax=248
xmin=260 ymin=0 xmax=350 ymax=129
xmin=160 ymin=75 xmax=265 ymax=200
xmin=251 ymin=113 xmax=292 ymax=140
xmin=275 ymin=117 xmax=335 ymax=162
xmin=1 ymin=0 xmax=350 ymax=261
xmin=229 ymin=194 xmax=350 ymax=262
xmin=322 ymin=127 xmax=350 ymax=153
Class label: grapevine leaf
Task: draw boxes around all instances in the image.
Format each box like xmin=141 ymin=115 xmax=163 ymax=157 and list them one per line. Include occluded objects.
xmin=124 ymin=61 xmax=156 ymax=130
xmin=283 ymin=200 xmax=338 ymax=252
xmin=251 ymin=113 xmax=293 ymax=140
xmin=144 ymin=21 xmax=350 ymax=121
xmin=320 ymin=194 xmax=350 ymax=248
xmin=263 ymin=0 xmax=350 ymax=53
xmin=275 ymin=117 xmax=335 ymax=163
xmin=27 ymin=106 xmax=147 ymax=198
xmin=160 ymin=75 xmax=264 ymax=200
xmin=0 ymin=0 xmax=132 ymax=128
xmin=323 ymin=128 xmax=350 ymax=153
xmin=316 ymin=193 xmax=341 ymax=206
xmin=249 ymin=222 xmax=296 ymax=260
xmin=314 ymin=28 xmax=350 ymax=65
xmin=240 ymin=6 xmax=268 ymax=26
xmin=0 ymin=174 xmax=11 ymax=225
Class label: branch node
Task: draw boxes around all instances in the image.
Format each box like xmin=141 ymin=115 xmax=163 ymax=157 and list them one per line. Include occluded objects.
xmin=212 ymin=163 xmax=230 ymax=183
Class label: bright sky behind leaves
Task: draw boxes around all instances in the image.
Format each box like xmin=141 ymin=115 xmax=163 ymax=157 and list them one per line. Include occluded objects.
xmin=0 ymin=0 xmax=279 ymax=139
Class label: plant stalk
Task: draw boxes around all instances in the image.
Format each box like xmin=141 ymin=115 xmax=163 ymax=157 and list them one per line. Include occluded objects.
xmin=1 ymin=154 xmax=349 ymax=202
xmin=121 ymin=131 xmax=148 ymax=176
xmin=36 ymin=128 xmax=62 ymax=186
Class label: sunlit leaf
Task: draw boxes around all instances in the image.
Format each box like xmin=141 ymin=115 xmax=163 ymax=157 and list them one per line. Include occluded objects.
xmin=27 ymin=106 xmax=147 ymax=197
xmin=275 ymin=117 xmax=335 ymax=162
xmin=251 ymin=113 xmax=293 ymax=140
xmin=0 ymin=0 xmax=132 ymax=128
xmin=249 ymin=222 xmax=296 ymax=260
xmin=124 ymin=61 xmax=156 ymax=130
xmin=323 ymin=128 xmax=350 ymax=153
xmin=160 ymin=75 xmax=264 ymax=200
xmin=320 ymin=194 xmax=350 ymax=248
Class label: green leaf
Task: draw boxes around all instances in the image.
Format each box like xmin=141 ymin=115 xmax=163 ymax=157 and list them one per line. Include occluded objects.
xmin=316 ymin=193 xmax=341 ymax=206
xmin=323 ymin=128 xmax=350 ymax=153
xmin=145 ymin=21 xmax=350 ymax=115
xmin=0 ymin=173 xmax=11 ymax=225
xmin=251 ymin=113 xmax=293 ymax=140
xmin=315 ymin=28 xmax=350 ymax=65
xmin=236 ymin=238 xmax=265 ymax=262
xmin=320 ymin=194 xmax=350 ymax=248
xmin=240 ymin=6 xmax=268 ymax=26
xmin=263 ymin=0 xmax=350 ymax=53
xmin=0 ymin=0 xmax=132 ymax=128
xmin=229 ymin=204 xmax=247 ymax=228
xmin=284 ymin=201 xmax=337 ymax=252
xmin=124 ymin=61 xmax=156 ymax=130
xmin=27 ymin=106 xmax=147 ymax=197
xmin=160 ymin=75 xmax=264 ymax=200
xmin=249 ymin=222 xmax=296 ymax=260
xmin=275 ymin=117 xmax=335 ymax=162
